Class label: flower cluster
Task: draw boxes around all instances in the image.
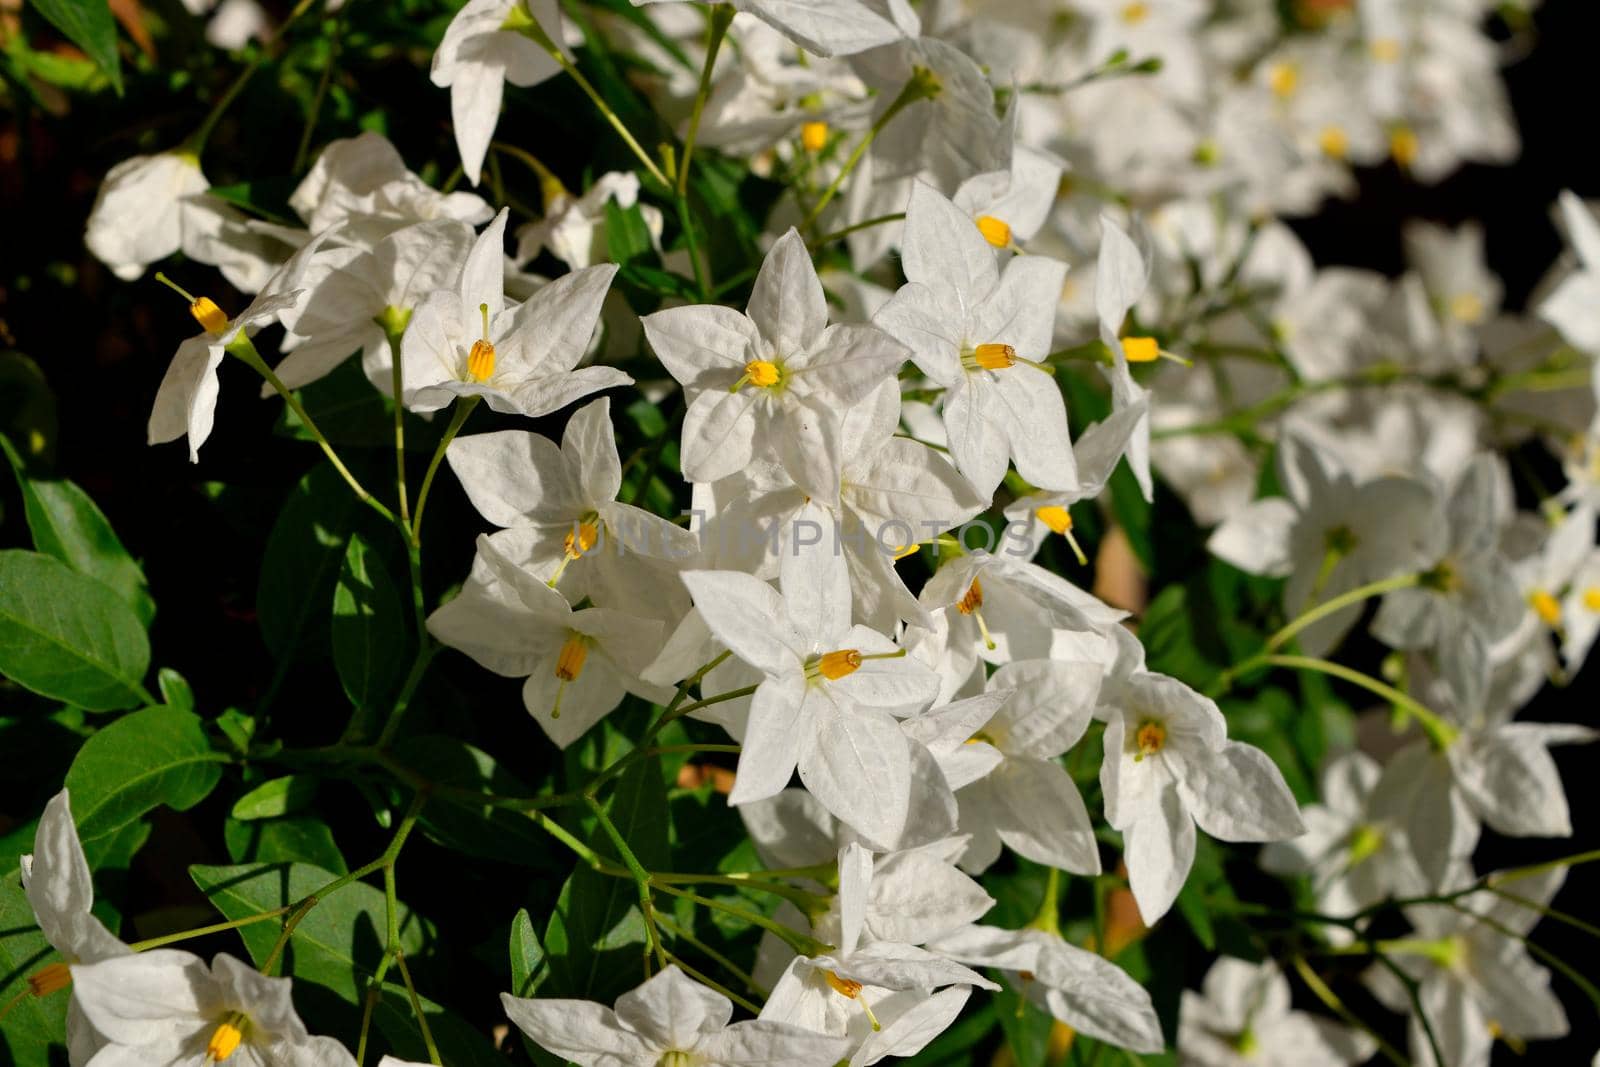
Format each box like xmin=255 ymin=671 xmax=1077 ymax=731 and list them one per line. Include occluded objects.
xmin=5 ymin=0 xmax=1594 ymax=1065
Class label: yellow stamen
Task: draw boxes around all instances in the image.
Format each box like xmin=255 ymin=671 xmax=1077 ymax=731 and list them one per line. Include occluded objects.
xmin=1133 ymin=721 xmax=1166 ymax=761
xmin=466 ymin=303 xmax=495 ymax=382
xmin=1120 ymin=1 xmax=1148 ymax=23
xmin=564 ymin=521 xmax=600 ymax=560
xmin=1529 ymin=590 xmax=1562 ymax=627
xmin=1036 ymin=506 xmax=1088 ymax=566
xmin=825 ymin=971 xmax=862 ymax=998
xmin=1318 ymin=125 xmax=1349 ymax=160
xmin=206 ymin=1020 xmax=245 ymax=1063
xmin=975 ymin=343 xmax=1016 ymax=370
xmin=1449 ymin=292 xmax=1485 ymax=324
xmin=190 ymin=297 xmax=229 ymax=335
xmin=1369 ymin=37 xmax=1402 ymax=63
xmin=555 ymin=635 xmax=589 ymax=683
xmin=26 ymin=963 xmax=71 ymax=998
xmin=1584 ymin=587 xmax=1600 ymax=612
xmin=1121 ymin=336 xmax=1160 ymax=363
xmin=1487 ymin=1021 xmax=1527 ymax=1055
xmin=975 ymin=215 xmax=1012 ymax=248
xmin=732 ymin=358 xmax=782 ymax=392
xmin=801 ymin=121 xmax=829 ymax=152
xmin=1389 ymin=126 xmax=1419 ymax=169
xmin=956 ymin=578 xmax=983 ymax=615
xmin=892 ymin=543 xmax=921 ymax=560
xmin=817 ymin=649 xmax=862 ymax=680
xmin=1267 ymin=62 xmax=1298 ymax=98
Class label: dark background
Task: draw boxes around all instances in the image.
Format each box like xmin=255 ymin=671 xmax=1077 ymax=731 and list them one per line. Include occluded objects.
xmin=2 ymin=0 xmax=1599 ymax=1062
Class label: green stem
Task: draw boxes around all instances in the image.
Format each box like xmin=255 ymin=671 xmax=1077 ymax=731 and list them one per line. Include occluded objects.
xmin=807 ymin=212 xmax=906 ymax=250
xmin=511 ymin=13 xmax=669 ymax=187
xmin=1289 ymin=956 xmax=1408 ymax=1067
xmin=127 ymin=907 xmax=291 ymax=952
xmin=655 ymin=913 xmax=766 ymax=997
xmin=377 ymin=644 xmax=439 ymax=748
xmin=394 ymin=950 xmax=442 ymax=1065
xmin=586 ymin=795 xmax=668 ymax=972
xmin=802 ymin=67 xmax=940 ymax=228
xmin=411 ymin=397 xmax=479 ymax=540
xmin=651 ymin=882 xmax=830 ymax=957
xmin=676 ymin=3 xmax=735 ymax=199
xmin=1229 ymin=654 xmax=1458 ymax=749
xmin=664 ymin=950 xmax=762 ymax=1014
xmin=676 ymin=194 xmax=711 ymax=301
xmin=1265 ymin=572 xmax=1420 ymax=654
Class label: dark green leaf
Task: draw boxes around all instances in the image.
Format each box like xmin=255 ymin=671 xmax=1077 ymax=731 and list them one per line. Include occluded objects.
xmin=257 ymin=465 xmax=368 ymax=662
xmin=224 ymin=815 xmax=347 ymax=873
xmin=157 ymin=667 xmax=195 ymax=712
xmin=0 ymin=868 xmax=66 ymax=1067
xmin=332 ymin=533 xmax=408 ymax=710
xmin=231 ymin=775 xmax=319 ymax=821
xmin=25 ymin=0 xmax=121 ymax=93
xmin=509 ymin=908 xmax=546 ymax=997
xmin=603 ymin=199 xmax=655 ymax=266
xmin=2 ymin=435 xmax=153 ymax=625
xmin=0 ymin=549 xmax=150 ymax=711
xmin=390 ymin=735 xmax=560 ymax=868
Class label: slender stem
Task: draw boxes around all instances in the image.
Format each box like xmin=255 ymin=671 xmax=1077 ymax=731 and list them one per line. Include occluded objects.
xmin=292 ymin=11 xmax=342 ymax=172
xmin=127 ymin=907 xmax=291 ymax=952
xmin=677 ymin=3 xmax=735 ymax=199
xmin=1372 ymin=952 xmax=1446 ymax=1067
xmin=1289 ymin=956 xmax=1408 ymax=1067
xmin=377 ymin=644 xmax=438 ymax=748
xmin=651 ymin=883 xmax=830 ymax=957
xmin=512 ymin=15 xmax=669 ymax=187
xmin=676 ymin=195 xmax=711 ymax=301
xmin=411 ymin=397 xmax=479 ymax=539
xmin=1265 ymin=573 xmax=1420 ymax=654
xmin=394 ymin=951 xmax=442 ymax=1065
xmin=1245 ymin=654 xmax=1458 ymax=749
xmin=355 ymin=984 xmax=380 ymax=1066
xmin=655 ymin=913 xmax=767 ymax=997
xmin=664 ymin=951 xmax=762 ymax=1014
xmin=384 ymin=326 xmax=412 ymax=530
xmin=586 ymin=795 xmax=668 ymax=972
xmin=807 ymin=212 xmax=905 ymax=250
xmin=802 ymin=68 xmax=939 ymax=228
xmin=528 ymin=808 xmax=607 ymax=870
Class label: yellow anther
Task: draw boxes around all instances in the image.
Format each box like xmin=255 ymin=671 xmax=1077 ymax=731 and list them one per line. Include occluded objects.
xmin=1584 ymin=587 xmax=1600 ymax=612
xmin=206 ymin=1020 xmax=245 ymax=1063
xmin=732 ymin=358 xmax=782 ymax=392
xmin=825 ymin=971 xmax=862 ymax=998
xmin=466 ymin=303 xmax=495 ymax=382
xmin=659 ymin=1052 xmax=694 ymax=1067
xmin=1134 ymin=721 xmax=1166 ymax=761
xmin=975 ymin=343 xmax=1017 ymax=370
xmin=1369 ymin=37 xmax=1402 ymax=63
xmin=956 ymin=579 xmax=983 ymax=615
xmin=1449 ymin=292 xmax=1485 ymax=324
xmin=1389 ymin=126 xmax=1419 ymax=169
xmin=1267 ymin=62 xmax=1298 ymax=98
xmin=892 ymin=543 xmax=921 ymax=560
xmin=1036 ymin=505 xmax=1073 ymax=535
xmin=965 ymin=731 xmax=995 ymax=746
xmin=27 ymin=963 xmax=71 ymax=998
xmin=1121 ymin=336 xmax=1160 ymax=363
xmin=975 ymin=215 xmax=1012 ymax=248
xmin=190 ymin=297 xmax=229 ymax=335
xmin=555 ymin=635 xmax=589 ymax=683
xmin=1120 ymin=2 xmax=1148 ymax=23
xmin=1318 ymin=125 xmax=1350 ymax=159
xmin=801 ymin=121 xmax=829 ymax=152
xmin=818 ymin=649 xmax=862 ymax=680
xmin=564 ymin=521 xmax=600 ymax=560
xmin=1529 ymin=590 xmax=1562 ymax=627
xmin=1348 ymin=823 xmax=1384 ymax=865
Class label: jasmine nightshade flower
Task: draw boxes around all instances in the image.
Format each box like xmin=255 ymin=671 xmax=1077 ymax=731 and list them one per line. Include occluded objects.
xmin=641 ymin=228 xmax=910 ymax=500
xmin=514 ymin=171 xmax=664 ymax=271
xmin=874 ymin=181 xmax=1075 ymax=499
xmin=427 ymin=535 xmax=669 ymax=747
xmin=502 ymin=965 xmax=849 ymax=1067
xmin=632 ymin=0 xmax=914 ymax=59
xmin=400 ymin=210 xmax=633 ymax=416
xmin=432 ymin=0 xmax=566 ymax=186
xmin=1540 ymin=191 xmax=1600 ymax=356
xmin=1178 ymin=957 xmax=1376 ymax=1067
xmin=1100 ymin=671 xmax=1305 ymax=924
xmin=1094 ymin=215 xmax=1160 ymax=501
xmin=1400 ymin=221 xmax=1501 ymax=366
xmin=1002 ymin=402 xmax=1147 ymax=563
xmin=84 ymin=152 xmax=209 ymax=281
xmin=445 ymin=396 xmax=696 ymax=623
xmin=290 ymin=132 xmax=494 ymax=240
xmin=927 ymin=922 xmax=1165 ymax=1053
xmin=681 ymin=566 xmax=939 ymax=845
xmin=72 ymin=950 xmax=355 ymax=1066
xmin=952 ymin=146 xmax=1065 ymax=254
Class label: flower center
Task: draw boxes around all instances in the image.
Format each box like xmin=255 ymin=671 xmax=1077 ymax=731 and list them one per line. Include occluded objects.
xmin=1449 ymin=292 xmax=1485 ymax=324
xmin=190 ymin=297 xmax=229 ymax=335
xmin=1134 ymin=721 xmax=1166 ymax=761
xmin=1120 ymin=2 xmax=1148 ymax=23
xmin=26 ymin=962 xmax=71 ymax=998
xmin=1267 ymin=61 xmax=1298 ymax=98
xmin=565 ymin=521 xmax=600 ymax=560
xmin=825 ymin=971 xmax=862 ymax=998
xmin=1318 ymin=126 xmax=1349 ymax=159
xmin=956 ymin=578 xmax=983 ymax=615
xmin=658 ymin=1052 xmax=696 ymax=1067
xmin=1369 ymin=37 xmax=1402 ymax=63
xmin=206 ymin=1016 xmax=248 ymax=1063
xmin=817 ymin=649 xmax=862 ymax=680
xmin=555 ymin=634 xmax=589 ymax=683
xmin=800 ymin=121 xmax=829 ymax=152
xmin=732 ymin=358 xmax=783 ymax=392
xmin=467 ymin=303 xmax=495 ymax=382
xmin=1585 ymin=587 xmax=1600 ymax=612
xmin=975 ymin=215 xmax=1012 ymax=248
xmin=1121 ymin=336 xmax=1160 ymax=363
xmin=1036 ymin=506 xmax=1088 ymax=565
xmin=1389 ymin=126 xmax=1419 ymax=169
xmin=1348 ymin=822 xmax=1384 ymax=864
xmin=1529 ymin=589 xmax=1562 ymax=627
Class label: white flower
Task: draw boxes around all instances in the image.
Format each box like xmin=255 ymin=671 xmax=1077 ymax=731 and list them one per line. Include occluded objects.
xmin=514 ymin=171 xmax=664 ymax=271
xmin=642 ymin=228 xmax=910 ymax=499
xmin=1540 ymin=191 xmax=1600 ymax=355
xmin=1001 ymin=402 xmax=1147 ymax=562
xmin=400 ymin=209 xmax=633 ymax=416
xmin=1400 ymin=221 xmax=1501 ymax=366
xmin=681 ymin=566 xmax=938 ymax=844
xmin=928 ymin=923 xmax=1165 ymax=1053
xmin=951 ymin=146 xmax=1065 ymax=254
xmin=290 ymin=132 xmax=493 ymax=239
xmin=1100 ymin=671 xmax=1305 ymax=923
xmin=1178 ymin=957 xmax=1375 ymax=1067
xmin=502 ymin=964 xmax=849 ymax=1067
xmin=72 ymin=950 xmax=355 ymax=1066
xmin=633 ymin=0 xmax=913 ymax=59
xmin=432 ymin=0 xmax=566 ymax=185
xmin=445 ymin=396 xmax=696 ymax=624
xmin=84 ymin=152 xmax=209 ymax=281
xmin=1208 ymin=433 xmax=1438 ymax=656
xmin=874 ymin=181 xmax=1075 ymax=499
xmin=1094 ymin=214 xmax=1158 ymax=501
xmin=427 ymin=534 xmax=669 ymax=747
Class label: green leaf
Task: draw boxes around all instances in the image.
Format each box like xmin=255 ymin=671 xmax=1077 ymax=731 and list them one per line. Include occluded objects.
xmin=0 ymin=868 xmax=66 ymax=1067
xmin=157 ymin=667 xmax=195 ymax=712
xmin=603 ymin=199 xmax=656 ymax=266
xmin=332 ymin=533 xmax=407 ymax=710
xmin=257 ymin=465 xmax=368 ymax=662
xmin=994 ymin=986 xmax=1054 ymax=1067
xmin=0 ymin=549 xmax=151 ymax=711
xmin=542 ymin=755 xmax=669 ymax=1000
xmin=509 ymin=907 xmax=546 ymax=997
xmin=63 ymin=705 xmax=224 ymax=863
xmin=231 ymin=775 xmax=319 ymax=821
xmin=224 ymin=814 xmax=347 ymax=873
xmin=2 ymin=435 xmax=154 ymax=625
xmin=24 ymin=0 xmax=122 ymax=93
xmin=390 ymin=736 xmax=562 ymax=869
